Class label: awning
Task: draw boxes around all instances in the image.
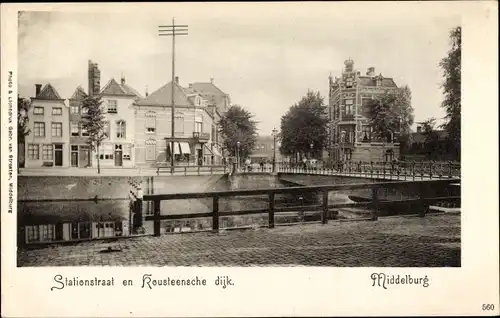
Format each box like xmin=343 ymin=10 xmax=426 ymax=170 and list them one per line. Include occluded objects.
xmin=204 ymin=144 xmax=214 ymax=156
xmin=167 ymin=142 xmax=181 ymax=155
xmin=211 ymin=146 xmax=222 ymax=157
xmin=179 ymin=142 xmax=191 ymax=155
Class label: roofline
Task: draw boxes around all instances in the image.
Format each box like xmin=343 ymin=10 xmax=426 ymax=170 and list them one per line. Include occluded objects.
xmin=191 ymin=82 xmax=227 ymax=95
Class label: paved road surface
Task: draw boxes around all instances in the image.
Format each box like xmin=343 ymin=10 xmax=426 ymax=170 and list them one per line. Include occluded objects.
xmin=18 ymin=213 xmax=460 ymax=267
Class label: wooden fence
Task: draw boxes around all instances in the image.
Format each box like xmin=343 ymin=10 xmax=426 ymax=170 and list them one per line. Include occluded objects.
xmin=136 ymin=178 xmax=461 ymax=237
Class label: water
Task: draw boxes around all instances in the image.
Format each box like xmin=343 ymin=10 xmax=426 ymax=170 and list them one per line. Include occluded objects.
xmin=17 ymin=174 xmax=458 ymax=244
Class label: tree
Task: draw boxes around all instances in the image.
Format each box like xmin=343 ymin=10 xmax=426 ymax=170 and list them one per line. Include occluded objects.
xmin=81 ymin=95 xmax=107 ymax=174
xmin=439 ymin=26 xmax=461 ymax=160
xmin=280 ymin=91 xmax=328 ymax=161
xmin=365 ymin=85 xmax=414 ymax=143
xmin=421 ymin=117 xmax=441 ymax=159
xmin=18 ymin=96 xmax=31 ymax=169
xmin=218 ymin=105 xmax=258 ymax=161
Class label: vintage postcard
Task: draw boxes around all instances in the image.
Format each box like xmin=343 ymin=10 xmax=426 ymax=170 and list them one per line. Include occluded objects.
xmin=1 ymin=2 xmax=498 ymax=317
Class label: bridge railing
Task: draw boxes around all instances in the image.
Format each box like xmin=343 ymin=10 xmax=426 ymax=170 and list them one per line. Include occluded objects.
xmin=156 ymin=164 xmax=228 ymax=176
xmin=143 ymin=178 xmax=460 ymax=237
xmin=276 ymin=161 xmax=461 ymax=180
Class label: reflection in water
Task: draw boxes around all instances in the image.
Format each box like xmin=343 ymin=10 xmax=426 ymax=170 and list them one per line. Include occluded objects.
xmin=19 ymin=174 xmax=438 ymax=244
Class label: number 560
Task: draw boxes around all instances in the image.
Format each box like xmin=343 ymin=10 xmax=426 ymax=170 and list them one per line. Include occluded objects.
xmin=482 ymin=304 xmax=495 ymax=311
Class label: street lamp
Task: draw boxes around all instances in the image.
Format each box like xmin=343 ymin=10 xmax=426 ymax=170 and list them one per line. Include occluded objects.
xmin=236 ymin=141 xmax=241 ymax=170
xmin=272 ymin=128 xmax=278 ymax=173
xmin=309 ymin=142 xmax=314 ymax=159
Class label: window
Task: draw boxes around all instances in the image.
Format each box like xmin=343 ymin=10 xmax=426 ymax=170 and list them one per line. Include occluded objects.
xmin=362 ymin=126 xmax=371 ymax=142
xmin=98 ymin=144 xmax=113 ymax=160
xmin=145 ymin=112 xmax=156 ymax=133
xmin=195 ymin=121 xmax=202 ymax=133
xmin=71 ymin=104 xmax=80 ymax=114
xmin=33 ymin=107 xmax=44 ymax=115
xmin=107 ymin=100 xmax=117 ymax=113
xmin=34 ymin=122 xmax=45 ymax=137
xmin=116 ymin=120 xmax=126 ymax=139
xmin=145 ymin=139 xmax=156 ymax=161
xmin=123 ymin=144 xmax=131 ymax=160
xmin=81 ymin=106 xmax=88 ymax=115
xmin=28 ymin=144 xmax=39 ymax=160
xmin=51 ymin=122 xmax=62 ymax=137
xmin=174 ymin=113 xmax=184 ymax=135
xmin=195 ymin=116 xmax=202 ymax=133
xmin=26 ymin=226 xmax=40 ymax=243
xmin=81 ymin=122 xmax=89 ymax=137
xmin=71 ymin=122 xmax=79 ymax=136
xmin=346 ymin=78 xmax=353 ymax=88
xmin=52 ymin=107 xmax=63 ymax=115
xmin=345 ymin=99 xmax=353 ymax=115
xmin=42 ymin=144 xmax=53 ymax=160
xmin=344 ymin=149 xmax=352 ymax=161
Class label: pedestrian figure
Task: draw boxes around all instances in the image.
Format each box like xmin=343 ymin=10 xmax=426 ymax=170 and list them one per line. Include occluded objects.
xmin=260 ymin=159 xmax=264 ymax=172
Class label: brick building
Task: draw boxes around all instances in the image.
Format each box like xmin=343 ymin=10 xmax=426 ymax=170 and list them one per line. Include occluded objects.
xmin=133 ymin=77 xmax=222 ymax=167
xmin=328 ymin=59 xmax=400 ymax=162
xmin=249 ymin=135 xmax=282 ymax=163
xmin=68 ymin=85 xmax=91 ymax=167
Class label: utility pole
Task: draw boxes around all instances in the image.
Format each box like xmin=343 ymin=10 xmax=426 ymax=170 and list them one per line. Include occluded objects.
xmin=158 ymin=18 xmax=188 ymax=173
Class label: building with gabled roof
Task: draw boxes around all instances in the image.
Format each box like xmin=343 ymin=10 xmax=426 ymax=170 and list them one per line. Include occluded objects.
xmin=97 ymin=75 xmax=142 ymax=168
xmin=68 ymin=85 xmax=92 ymax=168
xmin=25 ymin=83 xmax=70 ymax=168
xmin=328 ymin=59 xmax=401 ymax=162
xmin=134 ymin=77 xmax=223 ymax=168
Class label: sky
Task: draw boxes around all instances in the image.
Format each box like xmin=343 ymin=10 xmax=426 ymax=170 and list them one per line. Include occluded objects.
xmin=18 ymin=3 xmax=460 ymax=135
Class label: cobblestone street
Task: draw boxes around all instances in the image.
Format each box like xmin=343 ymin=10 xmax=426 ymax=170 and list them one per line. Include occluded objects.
xmin=18 ymin=213 xmax=460 ymax=267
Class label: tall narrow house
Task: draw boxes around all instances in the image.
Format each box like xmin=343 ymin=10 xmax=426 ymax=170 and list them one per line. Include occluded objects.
xmin=25 ymin=84 xmax=70 ymax=168
xmin=68 ymin=85 xmax=91 ymax=167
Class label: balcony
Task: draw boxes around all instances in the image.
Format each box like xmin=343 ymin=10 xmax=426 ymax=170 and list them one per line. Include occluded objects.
xmin=193 ymin=132 xmax=210 ymax=141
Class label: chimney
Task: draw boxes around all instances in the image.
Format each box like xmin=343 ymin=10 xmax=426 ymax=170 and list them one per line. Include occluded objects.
xmin=210 ymin=77 xmax=214 ymax=84
xmin=145 ymin=85 xmax=149 ymax=97
xmin=35 ymin=84 xmax=42 ymax=97
xmin=189 ymin=83 xmax=193 ymax=88
xmin=175 ymin=76 xmax=179 ymax=84
xmin=367 ymin=67 xmax=375 ymax=76
xmin=121 ymin=76 xmax=126 ymax=85
xmin=417 ymin=126 xmax=422 ymax=133
xmin=88 ymin=60 xmax=101 ymax=96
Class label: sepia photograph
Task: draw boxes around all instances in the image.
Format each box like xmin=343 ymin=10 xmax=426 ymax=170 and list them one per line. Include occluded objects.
xmin=2 ymin=2 xmax=498 ymax=317
xmin=15 ymin=9 xmax=462 ymax=268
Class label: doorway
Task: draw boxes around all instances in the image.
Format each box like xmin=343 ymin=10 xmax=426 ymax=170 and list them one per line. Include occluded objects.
xmin=71 ymin=145 xmax=78 ymax=167
xmin=79 ymin=145 xmax=90 ymax=167
xmin=114 ymin=144 xmax=123 ymax=167
xmin=54 ymin=144 xmax=63 ymax=166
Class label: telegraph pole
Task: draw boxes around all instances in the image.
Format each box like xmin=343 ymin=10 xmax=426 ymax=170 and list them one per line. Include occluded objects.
xmin=159 ymin=18 xmax=188 ymax=173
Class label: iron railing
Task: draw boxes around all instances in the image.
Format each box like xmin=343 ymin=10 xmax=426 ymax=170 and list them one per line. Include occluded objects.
xmin=275 ymin=161 xmax=461 ymax=180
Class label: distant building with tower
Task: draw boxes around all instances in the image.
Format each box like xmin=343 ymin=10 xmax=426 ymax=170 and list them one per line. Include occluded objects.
xmin=328 ymin=59 xmax=401 ymax=162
